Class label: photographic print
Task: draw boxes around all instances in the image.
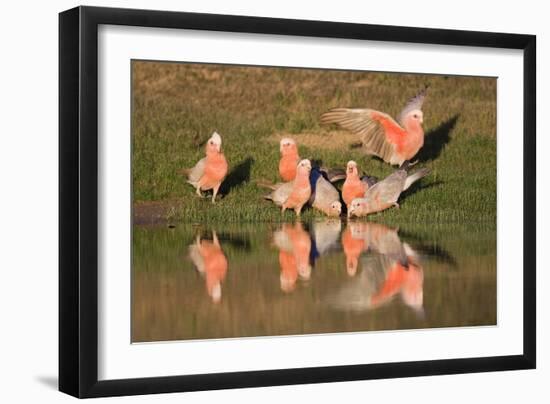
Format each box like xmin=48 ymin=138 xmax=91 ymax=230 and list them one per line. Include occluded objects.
xmin=131 ymin=61 xmax=496 ymax=343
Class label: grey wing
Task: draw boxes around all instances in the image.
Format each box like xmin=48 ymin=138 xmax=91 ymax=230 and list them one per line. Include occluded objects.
xmin=361 ymin=175 xmax=378 ymax=188
xmin=371 ymin=229 xmax=408 ymax=266
xmin=312 ymin=220 xmax=342 ymax=255
xmin=364 ymin=170 xmax=407 ymax=204
xmin=325 ymin=263 xmax=383 ymax=312
xmin=187 ymin=158 xmax=206 ymax=184
xmin=396 ymin=86 xmax=428 ymax=126
xmin=273 ymin=229 xmax=293 ymax=252
xmin=321 ymin=108 xmax=399 ymax=162
xmin=312 ymin=175 xmax=340 ymax=207
xmin=403 ymin=167 xmax=430 ymax=191
xmin=270 ymin=181 xmax=293 ymax=206
xmin=188 ymin=244 xmax=205 ymax=274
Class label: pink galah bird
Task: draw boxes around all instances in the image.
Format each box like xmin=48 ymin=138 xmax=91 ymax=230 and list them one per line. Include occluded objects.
xmin=282 ymin=159 xmax=312 ymax=217
xmin=262 ymin=163 xmax=340 ymax=217
xmin=279 ymin=137 xmax=301 ymax=181
xmin=341 ymin=160 xmax=374 ymax=209
xmin=184 ymin=131 xmax=229 ymax=203
xmin=348 ymin=164 xmax=430 ymax=217
xmin=321 ymin=87 xmax=428 ymax=166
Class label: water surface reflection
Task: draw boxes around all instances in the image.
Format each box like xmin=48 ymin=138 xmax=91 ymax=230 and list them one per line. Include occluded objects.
xmin=132 ymin=220 xmax=496 ymax=342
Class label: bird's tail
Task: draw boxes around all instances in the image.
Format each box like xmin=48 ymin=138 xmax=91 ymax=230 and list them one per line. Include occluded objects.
xmin=255 ymin=179 xmax=278 ymax=190
xmin=404 ymin=168 xmax=430 ymax=191
xmin=177 ymin=168 xmax=191 ymax=176
xmin=324 ymin=168 xmax=346 ymax=183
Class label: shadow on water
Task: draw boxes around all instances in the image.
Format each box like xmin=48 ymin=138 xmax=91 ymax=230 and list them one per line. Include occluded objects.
xmin=220 ymin=157 xmax=254 ymax=196
xmin=417 ymin=114 xmax=460 ymax=163
xmin=399 ymin=229 xmax=458 ymax=268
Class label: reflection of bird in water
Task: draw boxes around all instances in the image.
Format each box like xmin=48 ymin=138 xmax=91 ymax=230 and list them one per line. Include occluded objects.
xmin=273 ymin=223 xmax=312 ymax=292
xmin=188 ymin=231 xmax=228 ymax=303
xmin=341 ymin=222 xmax=370 ymax=277
xmin=368 ymin=243 xmax=424 ymax=315
xmin=309 ymin=219 xmax=342 ymax=267
xmin=329 ymin=223 xmax=424 ymax=317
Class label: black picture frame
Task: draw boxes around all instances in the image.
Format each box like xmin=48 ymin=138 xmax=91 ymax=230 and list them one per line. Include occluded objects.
xmin=59 ymin=5 xmax=536 ymax=398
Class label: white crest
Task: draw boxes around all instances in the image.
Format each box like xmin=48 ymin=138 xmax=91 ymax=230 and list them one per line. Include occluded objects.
xmin=210 ymin=131 xmax=222 ymax=145
xmin=298 ymin=159 xmax=311 ymax=169
xmin=280 ymin=137 xmax=295 ymax=146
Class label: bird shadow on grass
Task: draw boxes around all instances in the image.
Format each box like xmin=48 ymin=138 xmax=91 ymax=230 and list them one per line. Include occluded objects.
xmin=416 ymin=114 xmax=460 ymax=163
xmin=220 ymin=157 xmax=255 ymax=196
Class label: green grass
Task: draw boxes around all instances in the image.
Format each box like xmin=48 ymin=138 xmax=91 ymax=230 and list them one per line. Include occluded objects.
xmin=132 ymin=61 xmax=496 ymax=224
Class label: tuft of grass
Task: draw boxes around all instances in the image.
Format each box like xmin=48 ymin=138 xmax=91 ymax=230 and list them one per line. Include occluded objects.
xmin=132 ymin=61 xmax=496 ymax=224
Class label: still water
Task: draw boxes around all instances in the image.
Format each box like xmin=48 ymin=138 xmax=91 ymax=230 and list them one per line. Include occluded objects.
xmin=132 ymin=221 xmax=496 ymax=342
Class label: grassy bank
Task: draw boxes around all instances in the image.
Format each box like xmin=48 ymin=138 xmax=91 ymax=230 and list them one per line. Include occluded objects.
xmin=132 ymin=61 xmax=496 ymax=224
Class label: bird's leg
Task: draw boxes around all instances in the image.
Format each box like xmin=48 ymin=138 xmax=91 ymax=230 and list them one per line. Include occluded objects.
xmin=196 ymin=187 xmax=203 ymax=198
xmin=408 ymin=159 xmax=419 ymax=167
xmin=212 ymin=183 xmax=220 ymax=203
xmin=281 ymin=205 xmax=287 ymax=215
xmin=295 ymin=206 xmax=302 ymax=217
xmin=393 ymin=202 xmax=400 ymax=209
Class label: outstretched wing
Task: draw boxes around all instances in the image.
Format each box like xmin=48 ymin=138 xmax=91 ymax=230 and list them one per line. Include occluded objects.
xmin=321 ymin=108 xmax=404 ymax=162
xmin=396 ymin=86 xmax=428 ymax=126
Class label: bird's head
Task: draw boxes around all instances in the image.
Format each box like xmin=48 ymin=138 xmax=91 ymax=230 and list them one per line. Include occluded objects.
xmin=210 ymin=282 xmax=222 ymax=303
xmin=346 ymin=160 xmax=359 ymax=177
xmin=348 ymin=198 xmax=368 ymax=218
xmin=328 ymin=201 xmax=342 ymax=216
xmin=297 ymin=159 xmax=312 ymax=175
xmin=206 ymin=131 xmax=222 ymax=153
xmin=406 ymin=109 xmax=424 ymax=125
xmin=280 ymin=137 xmax=297 ymax=154
xmin=280 ymin=272 xmax=296 ymax=293
xmin=298 ymin=263 xmax=312 ymax=281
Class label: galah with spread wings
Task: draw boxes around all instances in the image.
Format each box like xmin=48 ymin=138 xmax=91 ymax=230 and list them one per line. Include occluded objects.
xmin=184 ymin=131 xmax=228 ymax=203
xmin=321 ymin=87 xmax=428 ymax=166
xmin=348 ymin=163 xmax=430 ymax=217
